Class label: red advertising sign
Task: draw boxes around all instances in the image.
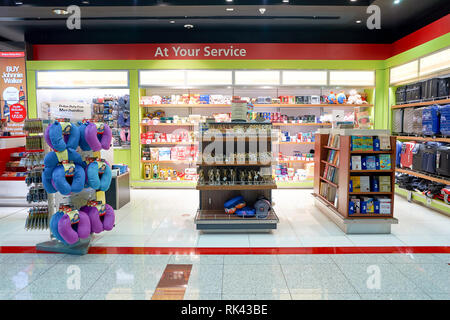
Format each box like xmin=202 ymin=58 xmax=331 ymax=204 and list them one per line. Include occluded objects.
xmin=0 ymin=51 xmax=27 ymax=130
xmin=9 ymin=103 xmax=27 ymax=122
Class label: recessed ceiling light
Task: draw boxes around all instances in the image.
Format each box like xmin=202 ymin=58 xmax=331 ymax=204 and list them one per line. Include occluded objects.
xmin=15 ymin=1 xmax=23 ymax=4
xmin=184 ymin=24 xmax=194 ymax=29
xmin=259 ymin=8 xmax=266 ymax=14
xmin=350 ymin=0 xmax=357 ymax=2
xmin=283 ymin=0 xmax=289 ymax=3
xmin=226 ymin=0 xmax=233 ymax=2
xmin=52 ymin=8 xmax=69 ymax=15
xmin=356 ymin=20 xmax=362 ymax=24
xmin=169 ymin=20 xmax=175 ymax=23
xmin=394 ymin=0 xmax=401 ymax=4
xmin=82 ymin=1 xmax=89 ymax=4
xmin=226 ymin=8 xmax=234 ymax=11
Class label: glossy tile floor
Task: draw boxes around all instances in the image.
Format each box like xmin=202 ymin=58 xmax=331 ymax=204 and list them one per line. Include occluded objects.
xmin=0 ymin=190 xmax=449 ymax=300
xmin=0 ymin=189 xmax=449 ymax=248
xmin=0 ymin=252 xmax=449 ymax=300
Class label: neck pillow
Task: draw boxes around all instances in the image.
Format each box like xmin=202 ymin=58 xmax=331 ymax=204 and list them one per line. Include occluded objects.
xmin=86 ymin=160 xmax=112 ymax=191
xmin=58 ymin=210 xmax=91 ymax=245
xmin=235 ymin=206 xmax=256 ymax=217
xmin=44 ymin=121 xmax=80 ymax=151
xmin=77 ymin=122 xmax=92 ymax=151
xmin=224 ymin=195 xmax=246 ymax=214
xmin=42 ymin=167 xmax=58 ymax=194
xmin=120 ymin=128 xmax=130 ymax=142
xmin=44 ymin=148 xmax=84 ymax=169
xmin=118 ymin=111 xmax=130 ymax=127
xmin=52 ymin=164 xmax=86 ymax=195
xmin=80 ymin=203 xmax=115 ymax=233
xmin=50 ymin=211 xmax=67 ymax=244
xmin=84 ymin=122 xmax=112 ymax=151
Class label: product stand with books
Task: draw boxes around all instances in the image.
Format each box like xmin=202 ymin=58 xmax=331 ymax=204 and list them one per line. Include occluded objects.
xmin=313 ymin=129 xmax=398 ymax=234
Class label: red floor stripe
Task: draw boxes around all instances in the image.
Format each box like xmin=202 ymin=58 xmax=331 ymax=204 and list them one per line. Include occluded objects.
xmin=0 ymin=246 xmax=449 ymax=255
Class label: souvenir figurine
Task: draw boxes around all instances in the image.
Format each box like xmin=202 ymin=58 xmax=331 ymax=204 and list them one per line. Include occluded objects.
xmin=248 ymin=170 xmax=253 ymax=184
xmin=198 ymin=169 xmax=205 ymax=185
xmin=239 ymin=170 xmax=246 ymax=184
xmin=215 ymin=168 xmax=221 ymax=185
xmin=222 ymin=168 xmax=228 ymax=185
xmin=230 ymin=168 xmax=236 ymax=185
xmin=253 ymin=170 xmax=260 ymax=184
xmin=208 ymin=169 xmax=215 ymax=185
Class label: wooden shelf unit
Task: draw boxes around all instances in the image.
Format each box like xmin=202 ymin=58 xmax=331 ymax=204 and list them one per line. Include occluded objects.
xmin=314 ymin=133 xmax=397 ymax=219
xmin=391 ymin=98 xmax=450 ymax=109
xmin=195 ymin=122 xmax=278 ymax=231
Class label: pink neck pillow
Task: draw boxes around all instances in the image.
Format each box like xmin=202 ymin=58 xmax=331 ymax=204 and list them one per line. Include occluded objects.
xmin=57 ymin=210 xmax=91 ymax=245
xmin=80 ymin=203 xmax=115 ymax=234
xmin=84 ymin=122 xmax=112 ymax=151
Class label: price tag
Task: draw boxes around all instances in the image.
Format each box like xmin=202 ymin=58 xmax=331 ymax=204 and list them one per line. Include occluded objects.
xmin=60 ymin=122 xmax=71 ymax=135
xmin=95 ymin=122 xmax=105 ymax=135
xmin=426 ymin=197 xmax=432 ymax=205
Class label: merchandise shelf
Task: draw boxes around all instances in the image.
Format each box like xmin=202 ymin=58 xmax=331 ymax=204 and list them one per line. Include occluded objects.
xmin=391 ymin=98 xmax=450 ymax=109
xmin=272 ymin=123 xmax=332 ymax=126
xmin=394 ymin=136 xmax=450 ymax=143
xmin=196 ymin=183 xmax=277 ymax=191
xmin=141 ymin=104 xmax=373 ymax=109
xmin=395 ymin=168 xmax=450 ymax=185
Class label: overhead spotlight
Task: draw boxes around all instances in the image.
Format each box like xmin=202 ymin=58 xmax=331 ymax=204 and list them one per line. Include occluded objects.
xmin=356 ymin=20 xmax=362 ymax=24
xmin=52 ymin=8 xmax=69 ymax=15
xmin=15 ymin=1 xmax=23 ymax=4
xmin=169 ymin=20 xmax=175 ymax=24
xmin=283 ymin=0 xmax=289 ymax=3
xmin=259 ymin=8 xmax=266 ymax=14
xmin=82 ymin=1 xmax=89 ymax=4
xmin=226 ymin=0 xmax=233 ymax=2
xmin=226 ymin=8 xmax=234 ymax=11
xmin=394 ymin=0 xmax=401 ymax=4
xmin=350 ymin=0 xmax=357 ymax=2
xmin=184 ymin=24 xmax=194 ymax=29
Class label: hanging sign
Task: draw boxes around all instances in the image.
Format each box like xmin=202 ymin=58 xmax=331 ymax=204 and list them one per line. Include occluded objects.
xmin=48 ymin=101 xmax=91 ymax=120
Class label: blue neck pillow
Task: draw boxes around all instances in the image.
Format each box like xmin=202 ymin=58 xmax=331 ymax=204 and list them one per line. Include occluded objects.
xmin=86 ymin=160 xmax=112 ymax=191
xmin=44 ymin=121 xmax=80 ymax=151
xmin=44 ymin=148 xmax=84 ymax=169
xmin=77 ymin=121 xmax=92 ymax=151
xmin=52 ymin=164 xmax=86 ymax=195
xmin=84 ymin=122 xmax=112 ymax=151
xmin=50 ymin=211 xmax=67 ymax=245
xmin=42 ymin=167 xmax=57 ymax=194
xmin=118 ymin=111 xmax=130 ymax=127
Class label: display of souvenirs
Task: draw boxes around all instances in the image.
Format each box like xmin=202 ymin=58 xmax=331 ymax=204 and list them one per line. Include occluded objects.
xmin=197 ymin=167 xmax=273 ymax=186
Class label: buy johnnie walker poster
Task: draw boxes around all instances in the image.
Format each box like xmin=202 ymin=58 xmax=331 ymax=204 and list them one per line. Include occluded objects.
xmin=0 ymin=52 xmax=27 ymax=125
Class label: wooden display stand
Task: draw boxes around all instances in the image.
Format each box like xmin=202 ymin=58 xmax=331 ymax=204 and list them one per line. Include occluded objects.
xmin=313 ymin=129 xmax=398 ymax=234
xmin=194 ymin=122 xmax=279 ymax=232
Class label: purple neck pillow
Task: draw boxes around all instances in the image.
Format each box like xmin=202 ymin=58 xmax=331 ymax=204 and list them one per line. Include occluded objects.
xmin=84 ymin=122 xmax=112 ymax=151
xmin=80 ymin=203 xmax=115 ymax=234
xmin=44 ymin=121 xmax=80 ymax=152
xmin=57 ymin=210 xmax=91 ymax=245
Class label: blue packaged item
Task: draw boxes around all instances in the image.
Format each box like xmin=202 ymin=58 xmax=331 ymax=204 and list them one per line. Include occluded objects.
xmin=199 ymin=95 xmax=210 ymax=104
xmin=374 ymin=201 xmax=380 ymax=214
xmin=224 ymin=196 xmax=246 ymax=214
xmin=396 ymin=141 xmax=402 ymax=167
xmin=371 ymin=176 xmax=380 ymax=192
xmin=422 ymin=104 xmax=441 ymax=135
xmin=439 ymin=104 xmax=450 ymax=136
xmin=361 ymin=156 xmax=367 ymax=170
xmin=235 ymin=206 xmax=256 ymax=217
xmin=361 ymin=201 xmax=367 ymax=214
xmin=349 ymin=180 xmax=353 ymax=192
xmin=373 ymin=138 xmax=380 ymax=151
xmin=349 ymin=201 xmax=355 ymax=215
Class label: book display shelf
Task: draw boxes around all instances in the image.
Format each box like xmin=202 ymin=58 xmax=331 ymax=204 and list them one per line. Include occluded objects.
xmin=313 ymin=129 xmax=398 ymax=234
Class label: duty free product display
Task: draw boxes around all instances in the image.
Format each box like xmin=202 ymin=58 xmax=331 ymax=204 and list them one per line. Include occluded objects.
xmin=395 ymin=77 xmax=449 ymax=104
xmin=92 ymin=94 xmax=130 ymax=148
xmin=195 ymin=122 xmax=279 ymax=231
xmin=38 ymin=118 xmax=116 ymax=250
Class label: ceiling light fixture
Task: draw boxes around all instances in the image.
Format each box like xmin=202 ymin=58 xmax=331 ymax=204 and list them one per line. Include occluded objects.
xmin=350 ymin=0 xmax=357 ymax=2
xmin=394 ymin=0 xmax=401 ymax=4
xmin=259 ymin=8 xmax=266 ymax=14
xmin=226 ymin=8 xmax=234 ymax=11
xmin=52 ymin=8 xmax=69 ymax=15
xmin=356 ymin=20 xmax=362 ymax=24
xmin=169 ymin=20 xmax=175 ymax=24
xmin=15 ymin=1 xmax=23 ymax=4
xmin=184 ymin=24 xmax=194 ymax=29
xmin=82 ymin=1 xmax=89 ymax=4
xmin=282 ymin=0 xmax=289 ymax=3
xmin=226 ymin=0 xmax=233 ymax=2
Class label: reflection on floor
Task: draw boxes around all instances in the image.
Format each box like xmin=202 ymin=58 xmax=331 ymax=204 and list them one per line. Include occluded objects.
xmin=0 ymin=253 xmax=448 ymax=300
xmin=0 ymin=189 xmax=449 ymax=248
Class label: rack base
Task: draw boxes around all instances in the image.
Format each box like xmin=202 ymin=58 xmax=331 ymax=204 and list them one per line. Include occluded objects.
xmin=36 ymin=238 xmax=91 ymax=255
xmin=313 ymin=194 xmax=398 ymax=234
xmin=195 ymin=209 xmax=279 ymax=233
